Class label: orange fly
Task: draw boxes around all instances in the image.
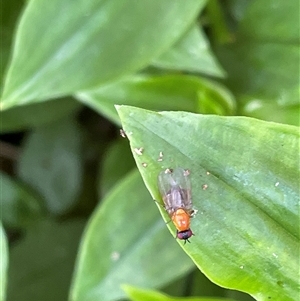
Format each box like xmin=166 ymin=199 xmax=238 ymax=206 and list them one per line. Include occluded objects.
xmin=158 ymin=167 xmax=194 ymax=243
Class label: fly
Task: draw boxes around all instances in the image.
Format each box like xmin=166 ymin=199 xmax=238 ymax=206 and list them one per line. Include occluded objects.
xmin=157 ymin=167 xmax=194 ymax=243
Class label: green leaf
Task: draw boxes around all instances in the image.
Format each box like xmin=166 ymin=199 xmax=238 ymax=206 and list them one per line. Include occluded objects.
xmin=1 ymin=0 xmax=206 ymax=109
xmin=216 ymin=0 xmax=300 ymax=125
xmin=239 ymin=0 xmax=299 ymax=42
xmin=123 ymin=285 xmax=235 ymax=301
xmin=205 ymin=0 xmax=232 ymax=45
xmin=17 ymin=117 xmax=83 ymax=214
xmin=189 ymin=270 xmax=227 ymax=298
xmin=152 ymin=24 xmax=225 ymax=77
xmin=76 ymin=74 xmax=236 ymax=125
xmin=239 ymin=97 xmax=300 ymax=127
xmin=116 ymin=105 xmax=299 ymax=301
xmin=7 ymin=219 xmax=85 ymax=301
xmin=224 ymin=0 xmax=249 ymax=23
xmin=0 ymin=0 xmax=24 ymax=87
xmin=99 ymin=139 xmax=135 ymax=197
xmin=0 ymin=223 xmax=8 ymax=301
xmin=70 ymin=170 xmax=194 ymax=301
xmin=0 ymin=97 xmax=81 ymax=133
xmin=0 ymin=172 xmax=44 ymax=229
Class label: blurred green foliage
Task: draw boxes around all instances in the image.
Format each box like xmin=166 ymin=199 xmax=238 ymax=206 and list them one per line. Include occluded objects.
xmin=0 ymin=0 xmax=299 ymax=301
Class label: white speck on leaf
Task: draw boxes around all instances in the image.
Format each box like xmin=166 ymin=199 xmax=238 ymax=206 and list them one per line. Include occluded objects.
xmin=111 ymin=251 xmax=120 ymax=261
xmin=134 ymin=147 xmax=144 ymax=155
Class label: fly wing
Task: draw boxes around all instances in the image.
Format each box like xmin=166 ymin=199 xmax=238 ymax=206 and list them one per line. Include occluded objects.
xmin=158 ymin=170 xmax=175 ymax=214
xmin=171 ymin=168 xmax=192 ymax=210
xmin=157 ymin=167 xmax=192 ymax=215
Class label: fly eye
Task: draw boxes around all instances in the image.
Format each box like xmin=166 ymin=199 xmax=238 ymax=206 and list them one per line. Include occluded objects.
xmin=177 ymin=229 xmax=193 ymax=241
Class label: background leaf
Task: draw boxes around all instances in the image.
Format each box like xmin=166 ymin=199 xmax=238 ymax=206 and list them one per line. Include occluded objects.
xmin=216 ymin=0 xmax=300 ymax=125
xmin=0 ymin=172 xmax=44 ymax=228
xmin=0 ymin=223 xmax=8 ymax=301
xmin=0 ymin=0 xmax=24 ymax=87
xmin=70 ymin=170 xmax=194 ymax=301
xmin=123 ymin=285 xmax=235 ymax=301
xmin=7 ymin=219 xmax=85 ymax=301
xmin=117 ymin=105 xmax=299 ymax=301
xmin=0 ymin=98 xmax=81 ymax=133
xmin=99 ymin=138 xmax=135 ymax=197
xmin=17 ymin=117 xmax=83 ymax=214
xmin=76 ymin=74 xmax=236 ymax=125
xmin=152 ymin=24 xmax=225 ymax=77
xmin=1 ymin=0 xmax=206 ymax=108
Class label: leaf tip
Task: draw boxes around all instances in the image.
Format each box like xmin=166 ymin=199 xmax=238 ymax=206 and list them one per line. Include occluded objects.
xmin=114 ymin=104 xmax=122 ymax=111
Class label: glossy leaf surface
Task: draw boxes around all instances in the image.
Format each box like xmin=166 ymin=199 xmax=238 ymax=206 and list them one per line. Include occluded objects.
xmin=1 ymin=0 xmax=205 ymax=108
